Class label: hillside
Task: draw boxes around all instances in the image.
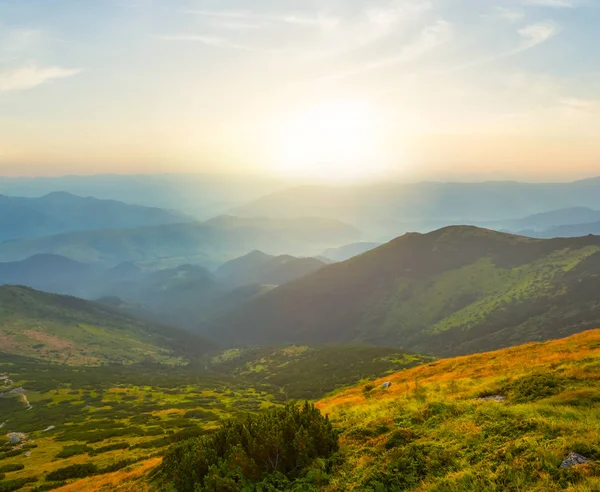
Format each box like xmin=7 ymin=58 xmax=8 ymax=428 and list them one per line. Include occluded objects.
xmin=498 ymin=207 xmax=600 ymax=234
xmin=0 ymin=217 xmax=361 ymax=268
xmin=536 ymin=220 xmax=600 ymax=239
xmin=215 ymin=251 xmax=326 ymax=287
xmin=59 ymin=330 xmax=600 ymax=491
xmin=0 ymin=286 xmax=213 ymax=364
xmin=208 ymin=226 xmax=600 ymax=356
xmin=0 ymin=192 xmax=191 ymax=242
xmin=315 ymin=329 xmax=600 ymax=491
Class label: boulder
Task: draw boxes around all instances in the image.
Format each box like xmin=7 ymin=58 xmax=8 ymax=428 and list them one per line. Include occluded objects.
xmin=560 ymin=452 xmax=590 ymax=468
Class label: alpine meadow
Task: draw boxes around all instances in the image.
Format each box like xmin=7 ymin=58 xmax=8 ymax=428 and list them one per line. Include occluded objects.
xmin=2 ymin=0 xmax=600 ymax=491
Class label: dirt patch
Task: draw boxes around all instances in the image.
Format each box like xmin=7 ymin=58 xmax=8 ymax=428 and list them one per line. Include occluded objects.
xmin=24 ymin=330 xmax=76 ymax=350
xmin=0 ymin=333 xmax=16 ymax=351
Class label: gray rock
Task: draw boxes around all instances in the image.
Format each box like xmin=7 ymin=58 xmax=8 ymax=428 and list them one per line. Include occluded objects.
xmin=9 ymin=435 xmax=20 ymax=444
xmin=476 ymin=395 xmax=506 ymax=402
xmin=382 ymin=382 xmax=392 ymax=389
xmin=560 ymin=452 xmax=590 ymax=468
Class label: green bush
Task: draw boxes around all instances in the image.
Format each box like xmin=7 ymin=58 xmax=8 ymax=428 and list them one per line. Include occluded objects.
xmin=160 ymin=402 xmax=339 ymax=492
xmin=503 ymin=373 xmax=563 ymax=403
xmin=46 ymin=463 xmax=97 ymax=481
xmin=55 ymin=444 xmax=91 ymax=458
xmin=0 ymin=477 xmax=38 ymax=492
xmin=31 ymin=482 xmax=67 ymax=492
xmin=0 ymin=464 xmax=24 ymax=473
xmin=89 ymin=442 xmax=130 ymax=456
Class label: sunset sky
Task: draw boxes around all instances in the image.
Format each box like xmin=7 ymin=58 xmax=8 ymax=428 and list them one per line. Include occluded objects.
xmin=1 ymin=0 xmax=599 ymax=181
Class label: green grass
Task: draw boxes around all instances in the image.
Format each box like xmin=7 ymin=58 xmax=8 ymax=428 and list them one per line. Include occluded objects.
xmin=316 ymin=330 xmax=600 ymax=491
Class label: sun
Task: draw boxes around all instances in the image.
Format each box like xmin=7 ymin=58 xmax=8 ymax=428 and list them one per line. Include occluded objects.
xmin=273 ymin=100 xmax=388 ymax=182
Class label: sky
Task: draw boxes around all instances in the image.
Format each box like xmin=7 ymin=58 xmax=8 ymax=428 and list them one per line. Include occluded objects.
xmin=0 ymin=0 xmax=599 ymax=182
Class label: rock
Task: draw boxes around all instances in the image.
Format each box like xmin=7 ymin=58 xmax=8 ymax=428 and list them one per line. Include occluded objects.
xmin=25 ymin=451 xmax=31 ymax=457
xmin=7 ymin=432 xmax=27 ymax=444
xmin=476 ymin=395 xmax=506 ymax=402
xmin=382 ymin=382 xmax=392 ymax=389
xmin=42 ymin=425 xmax=56 ymax=432
xmin=560 ymin=452 xmax=590 ymax=468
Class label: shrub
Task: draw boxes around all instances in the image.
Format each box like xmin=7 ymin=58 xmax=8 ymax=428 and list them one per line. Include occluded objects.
xmin=31 ymin=482 xmax=67 ymax=492
xmin=46 ymin=463 xmax=97 ymax=481
xmin=56 ymin=444 xmax=91 ymax=458
xmin=0 ymin=464 xmax=24 ymax=473
xmin=0 ymin=477 xmax=38 ymax=492
xmin=503 ymin=373 xmax=563 ymax=403
xmin=160 ymin=402 xmax=339 ymax=492
xmin=89 ymin=442 xmax=129 ymax=456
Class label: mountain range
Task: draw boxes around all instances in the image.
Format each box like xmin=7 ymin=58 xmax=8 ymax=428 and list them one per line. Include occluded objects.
xmin=233 ymin=178 xmax=600 ymax=237
xmin=0 ymin=192 xmax=192 ymax=242
xmin=0 ymin=216 xmax=360 ymax=268
xmin=207 ymin=226 xmax=600 ymax=356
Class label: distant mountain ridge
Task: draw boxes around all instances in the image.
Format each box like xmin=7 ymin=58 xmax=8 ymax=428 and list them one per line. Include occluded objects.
xmin=0 ymin=215 xmax=361 ymax=268
xmin=0 ymin=192 xmax=192 ymax=242
xmin=232 ymin=178 xmax=600 ymax=236
xmin=207 ymin=226 xmax=600 ymax=356
xmin=215 ymin=251 xmax=326 ymax=287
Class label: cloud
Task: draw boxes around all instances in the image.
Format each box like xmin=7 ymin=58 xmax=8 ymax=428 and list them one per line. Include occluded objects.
xmin=182 ymin=10 xmax=339 ymax=30
xmin=518 ymin=21 xmax=561 ymax=49
xmin=525 ymin=0 xmax=574 ymax=7
xmin=0 ymin=66 xmax=81 ymax=93
xmin=160 ymin=35 xmax=262 ymax=52
xmin=489 ymin=7 xmax=526 ymax=23
xmin=559 ymin=97 xmax=600 ymax=112
xmin=325 ymin=20 xmax=453 ymax=80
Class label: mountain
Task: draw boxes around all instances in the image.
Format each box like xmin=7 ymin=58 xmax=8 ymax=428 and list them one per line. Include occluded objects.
xmin=500 ymin=206 xmax=600 ymax=233
xmin=322 ymin=242 xmax=381 ymax=261
xmin=215 ymin=251 xmax=326 ymax=287
xmin=534 ymin=220 xmax=600 ymax=239
xmin=315 ymin=329 xmax=600 ymax=491
xmin=233 ymin=178 xmax=600 ymax=236
xmin=207 ymin=226 xmax=600 ymax=356
xmin=0 ymin=173 xmax=286 ymax=219
xmin=0 ymin=216 xmax=361 ymax=268
xmin=0 ymin=192 xmax=192 ymax=242
xmin=0 ymin=285 xmax=214 ymax=364
xmin=0 ymin=254 xmax=96 ymax=296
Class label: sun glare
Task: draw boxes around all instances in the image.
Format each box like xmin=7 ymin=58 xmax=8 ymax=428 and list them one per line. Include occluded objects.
xmin=273 ymin=100 xmax=388 ymax=182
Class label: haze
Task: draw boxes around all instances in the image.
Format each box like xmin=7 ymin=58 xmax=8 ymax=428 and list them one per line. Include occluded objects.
xmin=1 ymin=0 xmax=599 ymax=182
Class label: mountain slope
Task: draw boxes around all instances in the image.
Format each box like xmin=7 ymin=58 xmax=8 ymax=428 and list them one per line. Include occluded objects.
xmin=0 ymin=285 xmax=213 ymax=364
xmin=315 ymin=329 xmax=600 ymax=491
xmin=215 ymin=251 xmax=327 ymax=287
xmin=208 ymin=226 xmax=600 ymax=356
xmin=536 ymin=220 xmax=600 ymax=239
xmin=0 ymin=192 xmax=192 ymax=241
xmin=0 ymin=217 xmax=361 ymax=268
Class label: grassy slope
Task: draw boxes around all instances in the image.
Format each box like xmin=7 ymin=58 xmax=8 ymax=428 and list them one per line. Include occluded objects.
xmin=0 ymin=286 xmax=213 ymax=365
xmin=210 ymin=227 xmax=600 ymax=356
xmin=210 ymin=345 xmax=435 ymax=400
xmin=317 ymin=329 xmax=600 ymax=491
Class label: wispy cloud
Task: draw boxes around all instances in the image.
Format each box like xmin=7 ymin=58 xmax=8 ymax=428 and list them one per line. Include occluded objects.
xmin=325 ymin=20 xmax=453 ymax=80
xmin=489 ymin=7 xmax=526 ymax=23
xmin=518 ymin=21 xmax=561 ymax=50
xmin=0 ymin=66 xmax=80 ymax=93
xmin=182 ymin=10 xmax=339 ymax=30
xmin=160 ymin=35 xmax=263 ymax=52
xmin=559 ymin=97 xmax=600 ymax=112
xmin=525 ymin=0 xmax=574 ymax=8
